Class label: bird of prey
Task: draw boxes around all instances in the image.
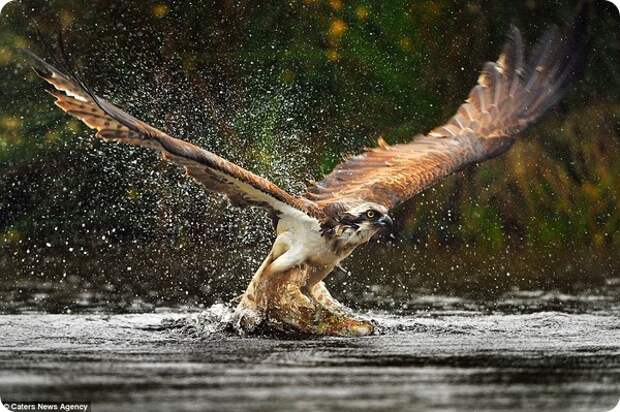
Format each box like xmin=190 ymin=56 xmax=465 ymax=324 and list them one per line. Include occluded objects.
xmin=27 ymin=9 xmax=585 ymax=336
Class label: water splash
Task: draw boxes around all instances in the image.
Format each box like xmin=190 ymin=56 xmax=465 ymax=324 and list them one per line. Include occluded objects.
xmin=159 ymin=303 xmax=245 ymax=338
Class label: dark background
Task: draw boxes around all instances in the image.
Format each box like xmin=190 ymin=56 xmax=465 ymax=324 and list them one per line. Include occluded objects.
xmin=0 ymin=0 xmax=618 ymax=313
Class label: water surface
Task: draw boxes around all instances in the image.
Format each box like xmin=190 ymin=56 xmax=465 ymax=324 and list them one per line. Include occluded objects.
xmin=1 ymin=294 xmax=619 ymax=412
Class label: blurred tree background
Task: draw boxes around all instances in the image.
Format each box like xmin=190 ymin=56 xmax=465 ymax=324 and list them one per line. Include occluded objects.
xmin=0 ymin=0 xmax=618 ymax=313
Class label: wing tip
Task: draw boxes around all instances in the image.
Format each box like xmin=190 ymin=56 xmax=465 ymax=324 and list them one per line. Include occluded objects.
xmin=21 ymin=49 xmax=59 ymax=78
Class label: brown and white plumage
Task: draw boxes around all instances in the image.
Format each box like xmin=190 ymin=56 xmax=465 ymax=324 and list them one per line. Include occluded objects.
xmin=26 ymin=7 xmax=586 ymax=336
xmin=25 ymin=50 xmax=323 ymax=222
xmin=305 ymin=17 xmax=586 ymax=211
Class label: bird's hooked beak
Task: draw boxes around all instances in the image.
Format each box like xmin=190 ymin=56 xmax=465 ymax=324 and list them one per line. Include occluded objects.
xmin=376 ymin=215 xmax=394 ymax=232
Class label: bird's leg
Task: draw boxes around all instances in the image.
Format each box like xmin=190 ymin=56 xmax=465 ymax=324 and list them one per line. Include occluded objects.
xmin=264 ymin=271 xmax=374 ymax=337
xmin=233 ymin=251 xmax=275 ymax=331
xmin=240 ymin=248 xmax=276 ymax=307
xmin=235 ymin=265 xmax=317 ymax=332
xmin=300 ymin=270 xmax=375 ymax=336
xmin=305 ymin=281 xmax=346 ymax=314
xmin=233 ymin=238 xmax=374 ymax=337
xmin=234 ymin=242 xmax=315 ymax=332
xmin=236 ymin=262 xmax=374 ymax=336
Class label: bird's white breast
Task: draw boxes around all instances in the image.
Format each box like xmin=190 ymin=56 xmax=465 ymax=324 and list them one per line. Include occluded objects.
xmin=276 ymin=214 xmax=339 ymax=267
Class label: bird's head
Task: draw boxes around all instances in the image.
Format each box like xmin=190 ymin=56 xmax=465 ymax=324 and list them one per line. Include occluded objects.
xmin=322 ymin=200 xmax=393 ymax=248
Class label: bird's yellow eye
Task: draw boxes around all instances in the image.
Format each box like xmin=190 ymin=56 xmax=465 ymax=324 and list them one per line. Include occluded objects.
xmin=366 ymin=210 xmax=375 ymax=219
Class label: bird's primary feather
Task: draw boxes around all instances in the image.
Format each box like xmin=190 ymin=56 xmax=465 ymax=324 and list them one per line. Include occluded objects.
xmin=25 ymin=50 xmax=323 ymax=222
xmin=305 ymin=7 xmax=587 ymax=211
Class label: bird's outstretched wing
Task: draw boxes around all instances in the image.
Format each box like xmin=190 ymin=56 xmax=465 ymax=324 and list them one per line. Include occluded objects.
xmin=27 ymin=51 xmax=322 ymax=221
xmin=305 ymin=10 xmax=587 ymax=210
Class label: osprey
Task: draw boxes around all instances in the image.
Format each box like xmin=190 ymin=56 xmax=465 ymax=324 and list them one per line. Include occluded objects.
xmin=27 ymin=12 xmax=585 ymax=336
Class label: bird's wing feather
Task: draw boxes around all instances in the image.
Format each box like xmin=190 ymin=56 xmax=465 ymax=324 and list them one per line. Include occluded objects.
xmin=27 ymin=51 xmax=322 ymax=221
xmin=305 ymin=10 xmax=586 ymax=211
